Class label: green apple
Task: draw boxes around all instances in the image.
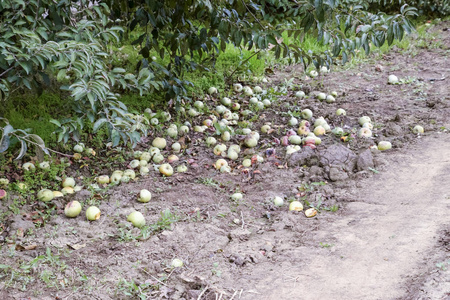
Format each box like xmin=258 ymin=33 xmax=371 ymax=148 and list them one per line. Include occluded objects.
xmin=62 ymin=177 xmax=76 ymax=188
xmin=317 ymin=92 xmax=326 ymax=101
xmin=65 ymin=201 xmax=82 ymax=218
xmin=22 ymin=162 xmax=35 ymax=171
xmin=233 ymin=83 xmax=243 ymax=92
xmin=358 ymin=128 xmax=372 ymax=138
xmin=159 ymin=163 xmax=174 ymax=176
xmin=413 ymin=125 xmax=424 ymax=134
xmin=273 ymin=196 xmax=284 ymax=207
xmin=388 ymin=74 xmax=399 ymax=84
xmin=295 ymin=91 xmax=305 ymax=98
xmin=127 ymin=211 xmax=146 ymax=228
xmin=215 ymin=158 xmax=228 ymax=170
xmin=86 ymin=206 xmax=101 ymax=221
xmin=152 ymin=137 xmax=167 ymax=149
xmin=313 ymin=126 xmax=326 ymax=136
xmin=336 ymin=108 xmax=346 ymax=116
xmin=301 ymin=109 xmax=313 ymax=120
xmin=359 ymin=116 xmax=372 ymax=126
xmin=138 ymin=189 xmax=152 ymax=203
xmin=378 ymin=141 xmax=392 ymax=151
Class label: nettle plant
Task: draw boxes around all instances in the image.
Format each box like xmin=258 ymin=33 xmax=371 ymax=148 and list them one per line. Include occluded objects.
xmin=0 ymin=0 xmax=159 ymax=158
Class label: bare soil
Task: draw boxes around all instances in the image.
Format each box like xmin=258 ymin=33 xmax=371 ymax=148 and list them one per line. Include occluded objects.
xmin=1 ymin=22 xmax=449 ymax=300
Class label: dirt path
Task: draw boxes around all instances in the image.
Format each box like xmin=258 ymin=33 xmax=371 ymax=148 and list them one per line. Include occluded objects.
xmin=238 ymin=132 xmax=450 ymax=300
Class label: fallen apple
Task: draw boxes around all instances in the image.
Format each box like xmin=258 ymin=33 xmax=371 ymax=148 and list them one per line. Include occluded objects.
xmin=167 ymin=155 xmax=179 ymax=163
xmin=194 ymin=100 xmax=204 ymax=110
xmin=254 ymin=86 xmax=263 ymax=93
xmin=159 ymin=163 xmax=174 ymax=176
xmin=332 ymin=127 xmax=344 ymax=136
xmin=317 ymin=92 xmax=326 ymax=101
xmin=140 ymin=166 xmax=150 ymax=175
xmin=301 ymin=109 xmax=313 ymax=120
xmin=331 ymin=91 xmax=338 ymax=97
xmin=335 ymin=109 xmax=346 ymax=118
xmin=242 ymin=158 xmax=252 ymax=167
xmin=140 ymin=152 xmax=151 ymax=162
xmin=73 ymin=144 xmax=84 ymax=153
xmin=0 ymin=189 xmax=7 ymax=200
xmin=295 ymin=91 xmax=305 ymax=98
xmin=231 ymin=192 xmax=243 ymax=201
xmin=378 ymin=141 xmax=392 ymax=151
xmin=313 ymin=126 xmax=326 ymax=136
xmin=150 ymin=118 xmax=159 ymax=125
xmin=61 ymin=186 xmax=75 ymax=195
xmin=208 ymin=86 xmax=218 ymax=94
xmin=39 ymin=161 xmax=50 ymax=170
xmin=309 ymin=70 xmax=318 ymax=78
xmin=171 ymin=258 xmax=183 ymax=268
xmin=206 ymin=137 xmax=217 ymax=147
xmin=53 ymin=191 xmax=64 ymax=198
xmin=172 ymin=142 xmax=181 ymax=153
xmin=120 ymin=175 xmax=131 ymax=183
xmin=326 ymin=95 xmax=336 ymax=103
xmin=249 ymin=97 xmax=259 ymax=104
xmin=261 ymin=124 xmax=271 ymax=134
xmin=215 ymin=158 xmax=228 ymax=170
xmin=413 ymin=125 xmax=424 ymax=134
xmin=227 ymin=150 xmax=239 ymax=160
xmin=289 ymin=201 xmax=304 ymax=211
xmin=244 ymin=136 xmax=258 ymax=148
xmin=167 ymin=127 xmax=178 ymax=138
xmin=273 ymin=196 xmax=284 ymax=207
xmin=304 ymin=207 xmax=317 ymax=217
xmin=358 ymin=127 xmax=373 ymax=138
xmin=127 ymin=211 xmax=146 ymax=228
xmin=86 ymin=206 xmax=101 ymax=221
xmin=289 ymin=135 xmax=302 ymax=145
xmin=22 ymin=162 xmax=36 ymax=171
xmin=123 ymin=169 xmax=136 ymax=179
xmin=233 ymin=83 xmax=243 ymax=92
xmin=38 ymin=189 xmax=54 ymax=202
xmin=65 ymin=201 xmax=82 ymax=218
xmin=179 ymin=125 xmax=189 ymax=135
xmin=362 ymin=122 xmax=374 ymax=130
xmin=388 ymin=74 xmax=399 ymax=84
xmin=262 ymin=99 xmax=271 ymax=107
xmin=129 ymin=159 xmax=140 ymax=169
xmin=289 ymin=117 xmax=298 ymax=126
xmin=152 ymin=137 xmax=167 ymax=149
xmin=137 ymin=189 xmax=152 ymax=203
xmin=243 ymin=86 xmax=253 ymax=96
xmin=359 ymin=116 xmax=371 ymax=126
xmin=177 ymin=164 xmax=188 ymax=173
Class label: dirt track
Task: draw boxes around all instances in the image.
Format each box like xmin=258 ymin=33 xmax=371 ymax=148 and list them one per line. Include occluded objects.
xmin=238 ymin=132 xmax=450 ymax=300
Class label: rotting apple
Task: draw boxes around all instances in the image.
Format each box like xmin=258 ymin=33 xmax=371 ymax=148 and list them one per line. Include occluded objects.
xmin=358 ymin=127 xmax=373 ymax=138
xmin=86 ymin=206 xmax=101 ymax=221
xmin=289 ymin=201 xmax=304 ymax=211
xmin=413 ymin=125 xmax=424 ymax=134
xmin=138 ymin=189 xmax=152 ymax=203
xmin=0 ymin=189 xmax=7 ymax=200
xmin=65 ymin=201 xmax=82 ymax=218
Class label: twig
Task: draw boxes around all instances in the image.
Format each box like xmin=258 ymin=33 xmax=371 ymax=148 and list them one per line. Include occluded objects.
xmin=197 ymin=286 xmax=209 ymax=300
xmin=14 ymin=134 xmax=73 ymax=158
xmin=229 ymin=290 xmax=238 ymax=300
xmin=240 ymin=211 xmax=245 ymax=229
xmin=139 ymin=267 xmax=168 ymax=287
xmin=0 ymin=66 xmax=15 ymax=78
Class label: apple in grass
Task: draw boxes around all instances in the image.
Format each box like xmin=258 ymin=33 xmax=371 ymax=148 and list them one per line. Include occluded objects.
xmin=261 ymin=124 xmax=271 ymax=134
xmin=62 ymin=177 xmax=76 ymax=188
xmin=166 ymin=127 xmax=178 ymax=138
xmin=194 ymin=100 xmax=204 ymax=110
xmin=159 ymin=163 xmax=174 ymax=176
xmin=244 ymin=136 xmax=258 ymax=148
xmin=221 ymin=97 xmax=232 ymax=106
xmin=233 ymin=83 xmax=243 ymax=92
xmin=254 ymin=86 xmax=263 ymax=93
xmin=208 ymin=86 xmax=218 ymax=94
xmin=221 ymin=131 xmax=231 ymax=142
xmin=0 ymin=189 xmax=7 ymax=200
xmin=22 ymin=162 xmax=35 ymax=171
xmin=153 ymin=153 xmax=164 ymax=163
xmin=249 ymin=97 xmax=258 ymax=104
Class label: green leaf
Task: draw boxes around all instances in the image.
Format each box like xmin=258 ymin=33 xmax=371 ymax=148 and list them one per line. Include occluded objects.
xmin=0 ymin=135 xmax=10 ymax=153
xmin=93 ymin=118 xmax=107 ymax=132
xmin=49 ymin=119 xmax=61 ymax=127
xmin=15 ymin=139 xmax=27 ymax=160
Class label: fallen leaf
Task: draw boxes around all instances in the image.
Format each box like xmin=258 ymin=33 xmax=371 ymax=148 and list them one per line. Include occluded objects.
xmin=67 ymin=243 xmax=86 ymax=250
xmin=16 ymin=244 xmax=37 ymax=251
